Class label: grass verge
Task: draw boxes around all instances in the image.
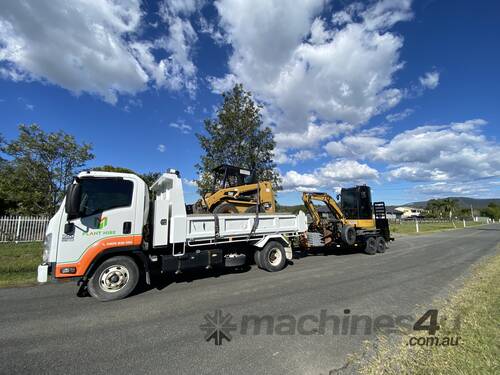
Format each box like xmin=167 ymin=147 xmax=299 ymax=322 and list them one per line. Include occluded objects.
xmin=390 ymin=220 xmax=484 ymax=235
xmin=0 ymin=242 xmax=42 ymax=287
xmin=357 ymin=249 xmax=500 ymax=374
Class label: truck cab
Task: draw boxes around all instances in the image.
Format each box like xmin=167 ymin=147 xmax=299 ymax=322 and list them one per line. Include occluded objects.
xmin=38 ymin=171 xmax=148 ymax=281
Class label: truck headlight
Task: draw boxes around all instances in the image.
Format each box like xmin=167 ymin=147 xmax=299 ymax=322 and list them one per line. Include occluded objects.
xmin=42 ymin=233 xmax=52 ymax=263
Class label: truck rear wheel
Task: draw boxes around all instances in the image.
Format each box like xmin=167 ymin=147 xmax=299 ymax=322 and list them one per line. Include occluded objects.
xmin=258 ymin=241 xmax=286 ymax=272
xmin=376 ymin=237 xmax=386 ymax=253
xmin=87 ymin=256 xmax=139 ymax=302
xmin=364 ymin=237 xmax=377 ymax=255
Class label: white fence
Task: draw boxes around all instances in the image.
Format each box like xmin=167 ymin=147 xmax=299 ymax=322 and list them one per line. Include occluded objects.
xmin=0 ymin=216 xmax=49 ymax=242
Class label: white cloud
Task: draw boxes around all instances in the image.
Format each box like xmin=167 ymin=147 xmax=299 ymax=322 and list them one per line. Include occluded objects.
xmin=170 ymin=122 xmax=192 ymax=134
xmin=207 ymin=73 xmax=238 ymax=94
xmin=156 ymin=0 xmax=202 ymax=96
xmin=419 ymin=70 xmax=440 ymax=90
xmin=182 ymin=178 xmax=198 ymax=187
xmin=0 ymin=0 xmax=201 ymax=104
xmin=212 ymin=0 xmax=412 ymax=141
xmin=281 ymin=170 xmax=322 ymax=191
xmin=281 ymin=159 xmax=379 ymax=191
xmin=414 ymin=181 xmax=493 ymax=197
xmin=275 ymin=148 xmax=319 ymax=165
xmin=198 ymin=15 xmax=225 ymax=44
xmin=274 ymin=121 xmax=354 ymax=150
xmin=290 ymin=118 xmax=499 ymax=195
xmin=386 ymin=108 xmax=414 ymax=122
xmin=309 ymin=18 xmax=332 ymax=44
xmin=157 ymin=144 xmax=166 ymax=152
xmin=324 ymin=134 xmax=386 ymax=159
xmin=377 ymin=119 xmax=500 ymax=182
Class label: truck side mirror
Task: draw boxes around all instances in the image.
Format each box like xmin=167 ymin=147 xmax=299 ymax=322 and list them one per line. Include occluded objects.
xmin=65 ymin=183 xmax=81 ymax=220
xmin=64 ymin=222 xmax=75 ymax=235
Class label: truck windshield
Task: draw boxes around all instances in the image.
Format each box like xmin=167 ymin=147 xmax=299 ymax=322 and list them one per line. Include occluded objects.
xmin=78 ymin=178 xmax=133 ymax=217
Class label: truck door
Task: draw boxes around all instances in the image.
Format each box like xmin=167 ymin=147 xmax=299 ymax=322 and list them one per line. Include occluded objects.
xmin=55 ymin=177 xmax=141 ymax=278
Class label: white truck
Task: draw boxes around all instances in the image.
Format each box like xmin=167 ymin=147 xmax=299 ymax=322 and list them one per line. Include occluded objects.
xmin=37 ymin=169 xmax=307 ymax=301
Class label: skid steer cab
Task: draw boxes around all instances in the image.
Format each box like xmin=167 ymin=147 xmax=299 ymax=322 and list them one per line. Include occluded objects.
xmin=194 ymin=164 xmax=276 ymax=214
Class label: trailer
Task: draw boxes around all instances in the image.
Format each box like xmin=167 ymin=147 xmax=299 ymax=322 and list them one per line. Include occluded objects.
xmin=37 ymin=169 xmax=307 ymax=301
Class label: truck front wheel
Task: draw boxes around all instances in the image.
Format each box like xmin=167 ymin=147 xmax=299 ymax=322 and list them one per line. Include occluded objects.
xmin=259 ymin=241 xmax=286 ymax=272
xmin=87 ymin=256 xmax=139 ymax=302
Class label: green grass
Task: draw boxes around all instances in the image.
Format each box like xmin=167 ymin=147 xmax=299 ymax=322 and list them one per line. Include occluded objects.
xmin=0 ymin=242 xmax=42 ymax=287
xmin=390 ymin=220 xmax=484 ymax=235
xmin=357 ymin=249 xmax=500 ymax=375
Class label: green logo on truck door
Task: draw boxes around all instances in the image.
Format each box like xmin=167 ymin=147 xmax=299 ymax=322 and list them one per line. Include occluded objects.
xmin=95 ymin=217 xmax=108 ymax=229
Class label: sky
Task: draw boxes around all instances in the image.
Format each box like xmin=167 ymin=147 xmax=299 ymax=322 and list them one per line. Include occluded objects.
xmin=1 ymin=0 xmax=499 ymax=205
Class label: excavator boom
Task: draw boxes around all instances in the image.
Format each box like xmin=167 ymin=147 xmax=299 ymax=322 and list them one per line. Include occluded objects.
xmin=302 ymin=192 xmax=347 ymax=227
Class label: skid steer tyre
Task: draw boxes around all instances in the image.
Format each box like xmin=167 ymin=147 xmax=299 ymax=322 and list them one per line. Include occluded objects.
xmin=340 ymin=225 xmax=356 ymax=246
xmin=87 ymin=256 xmax=139 ymax=302
xmin=375 ymin=237 xmax=387 ymax=253
xmin=258 ymin=241 xmax=286 ymax=272
xmin=364 ymin=237 xmax=377 ymax=255
xmin=213 ymin=202 xmax=238 ymax=214
xmin=245 ymin=205 xmax=265 ymax=213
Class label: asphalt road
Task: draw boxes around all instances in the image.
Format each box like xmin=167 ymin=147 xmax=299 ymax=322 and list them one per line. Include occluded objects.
xmin=1 ymin=224 xmax=499 ymax=375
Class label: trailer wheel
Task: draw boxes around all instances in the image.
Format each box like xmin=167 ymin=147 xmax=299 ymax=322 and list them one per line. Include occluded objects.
xmin=87 ymin=256 xmax=139 ymax=302
xmin=364 ymin=237 xmax=377 ymax=255
xmin=213 ymin=202 xmax=238 ymax=214
xmin=341 ymin=225 xmax=356 ymax=245
xmin=259 ymin=241 xmax=286 ymax=272
xmin=375 ymin=237 xmax=386 ymax=253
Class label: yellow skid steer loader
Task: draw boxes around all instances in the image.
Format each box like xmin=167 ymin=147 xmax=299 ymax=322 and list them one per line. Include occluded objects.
xmin=195 ymin=164 xmax=276 ymax=214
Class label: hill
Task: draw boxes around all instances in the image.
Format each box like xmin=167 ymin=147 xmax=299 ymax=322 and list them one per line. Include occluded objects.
xmin=404 ymin=197 xmax=500 ymax=209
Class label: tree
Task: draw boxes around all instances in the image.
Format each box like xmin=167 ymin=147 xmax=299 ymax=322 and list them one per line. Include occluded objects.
xmin=426 ymin=199 xmax=445 ymax=218
xmin=481 ymin=203 xmax=500 ymax=220
xmin=426 ymin=198 xmax=459 ymax=219
xmin=140 ymin=172 xmax=162 ymax=187
xmin=92 ymin=165 xmax=161 ymax=187
xmin=442 ymin=198 xmax=459 ymax=219
xmin=92 ymin=165 xmax=135 ymax=174
xmin=0 ymin=135 xmax=16 ymax=215
xmin=0 ymin=124 xmax=94 ymax=215
xmin=196 ymin=84 xmax=280 ymax=195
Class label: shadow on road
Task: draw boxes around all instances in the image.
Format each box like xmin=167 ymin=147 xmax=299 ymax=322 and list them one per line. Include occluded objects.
xmin=293 ymin=246 xmax=363 ymax=259
xmin=124 ymin=246 xmax=369 ymax=299
xmin=76 ymin=243 xmax=377 ymax=299
xmin=77 ymin=265 xmax=254 ymax=299
xmin=470 ymin=227 xmax=500 ymax=231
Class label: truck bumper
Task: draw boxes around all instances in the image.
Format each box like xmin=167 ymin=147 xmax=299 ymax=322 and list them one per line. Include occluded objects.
xmin=37 ymin=264 xmax=49 ymax=283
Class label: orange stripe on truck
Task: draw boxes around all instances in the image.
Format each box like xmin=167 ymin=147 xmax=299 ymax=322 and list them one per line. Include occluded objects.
xmin=55 ymin=235 xmax=142 ymax=278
